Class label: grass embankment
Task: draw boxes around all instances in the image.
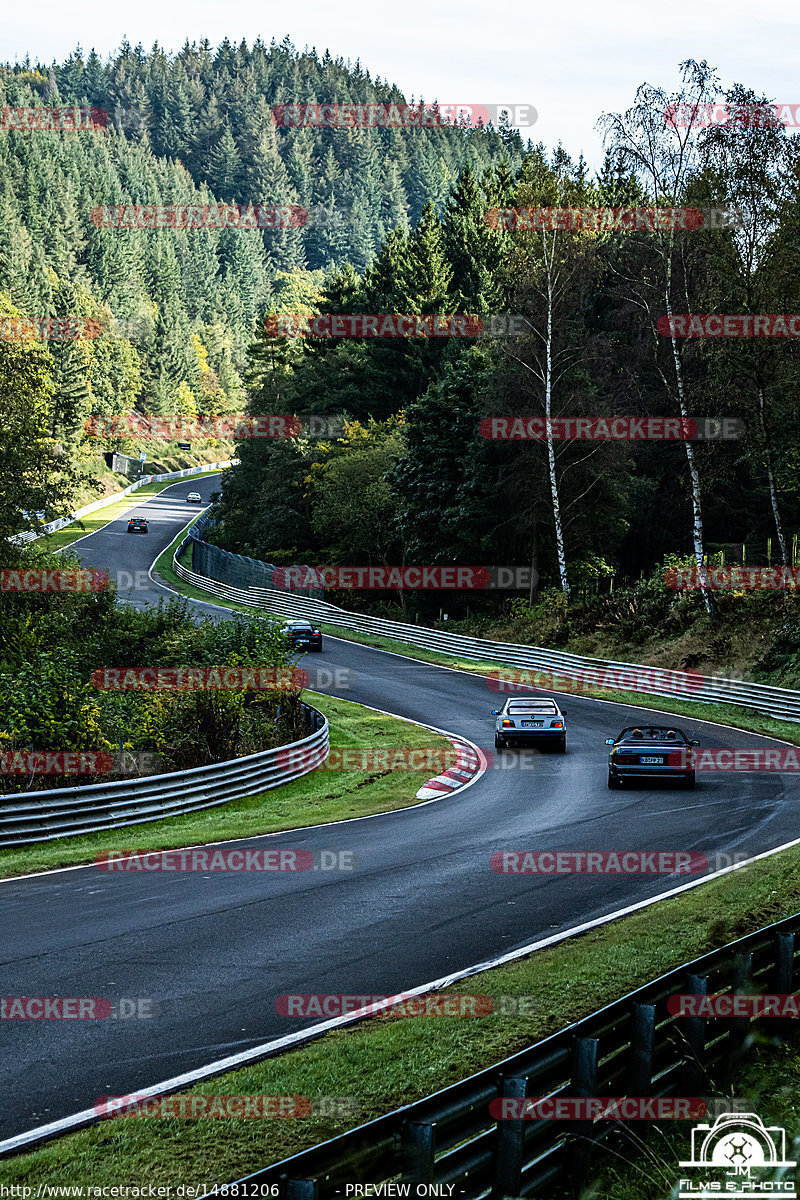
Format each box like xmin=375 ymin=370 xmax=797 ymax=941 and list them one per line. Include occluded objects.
xmin=3 ymin=840 xmax=800 ymax=1187
xmin=0 ymin=693 xmax=453 ymax=880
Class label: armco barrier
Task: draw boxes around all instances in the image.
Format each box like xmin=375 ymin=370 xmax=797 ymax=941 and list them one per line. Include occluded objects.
xmin=13 ymin=459 xmax=236 ymax=544
xmin=173 ymin=551 xmax=800 ymax=723
xmin=0 ymin=704 xmax=327 ymax=847
xmin=178 ymin=513 xmax=323 ymax=599
xmin=229 ymin=914 xmax=800 ymax=1196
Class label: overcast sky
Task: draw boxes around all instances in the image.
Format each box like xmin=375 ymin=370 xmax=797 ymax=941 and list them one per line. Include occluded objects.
xmin=2 ymin=0 xmax=797 ymax=170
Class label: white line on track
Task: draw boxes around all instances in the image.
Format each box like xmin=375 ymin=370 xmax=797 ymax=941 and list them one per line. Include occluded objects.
xmin=4 ymin=833 xmax=800 ymax=1158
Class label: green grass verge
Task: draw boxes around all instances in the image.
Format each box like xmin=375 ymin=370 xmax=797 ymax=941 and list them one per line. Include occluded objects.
xmin=40 ymin=469 xmax=228 ymax=553
xmin=0 ymin=694 xmax=453 ymax=880
xmin=3 ymin=831 xmax=800 ymax=1186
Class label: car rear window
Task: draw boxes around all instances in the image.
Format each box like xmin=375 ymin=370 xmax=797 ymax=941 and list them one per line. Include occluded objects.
xmin=506 ymin=702 xmax=558 ymax=714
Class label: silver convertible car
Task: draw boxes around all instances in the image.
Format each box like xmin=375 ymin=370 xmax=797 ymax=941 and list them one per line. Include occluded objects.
xmin=606 ymin=725 xmax=699 ymax=789
xmin=491 ymin=698 xmax=567 ymax=752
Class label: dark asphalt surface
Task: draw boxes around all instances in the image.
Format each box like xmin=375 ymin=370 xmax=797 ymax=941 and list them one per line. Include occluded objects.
xmin=2 ymin=475 xmax=799 ymax=1140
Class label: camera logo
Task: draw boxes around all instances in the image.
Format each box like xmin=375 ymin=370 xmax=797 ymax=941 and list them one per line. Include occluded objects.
xmin=678 ymin=1112 xmax=796 ymax=1197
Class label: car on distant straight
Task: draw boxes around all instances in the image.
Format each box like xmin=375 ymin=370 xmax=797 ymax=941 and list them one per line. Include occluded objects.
xmin=283 ymin=619 xmax=323 ymax=652
xmin=605 ymin=725 xmax=699 ymax=789
xmin=127 ymin=517 xmax=148 ymax=533
xmin=491 ymin=697 xmax=566 ymax=752
xmin=186 ymin=492 xmax=202 ymax=503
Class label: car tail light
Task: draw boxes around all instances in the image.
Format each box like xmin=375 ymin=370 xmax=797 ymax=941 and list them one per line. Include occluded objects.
xmin=501 ymin=719 xmax=514 ymax=727
xmin=551 ymin=720 xmax=564 ymax=728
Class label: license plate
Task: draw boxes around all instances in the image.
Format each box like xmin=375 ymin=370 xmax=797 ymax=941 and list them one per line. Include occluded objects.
xmin=640 ymin=756 xmax=663 ymax=764
xmin=522 ymin=721 xmax=544 ymax=728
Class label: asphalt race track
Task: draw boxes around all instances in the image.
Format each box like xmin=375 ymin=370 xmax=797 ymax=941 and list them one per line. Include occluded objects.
xmin=2 ymin=475 xmax=799 ymax=1140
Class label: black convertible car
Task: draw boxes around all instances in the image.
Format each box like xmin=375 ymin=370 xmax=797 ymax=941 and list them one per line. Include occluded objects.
xmin=606 ymin=725 xmax=699 ymax=789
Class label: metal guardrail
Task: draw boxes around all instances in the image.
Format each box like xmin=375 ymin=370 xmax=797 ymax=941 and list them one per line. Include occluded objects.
xmin=230 ymin=912 xmax=800 ymax=1197
xmin=172 ymin=553 xmax=800 ymax=724
xmin=0 ymin=705 xmax=328 ymax=847
xmin=179 ymin=515 xmax=324 ymax=599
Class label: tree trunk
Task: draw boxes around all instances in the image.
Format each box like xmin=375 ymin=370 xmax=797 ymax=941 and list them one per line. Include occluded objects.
xmin=757 ymin=385 xmax=788 ymax=565
xmin=545 ymin=273 xmax=570 ymax=599
xmin=663 ymin=286 xmax=714 ymax=617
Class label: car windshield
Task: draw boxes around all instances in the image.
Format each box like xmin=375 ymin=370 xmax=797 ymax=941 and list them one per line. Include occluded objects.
xmin=618 ymin=727 xmax=687 ymax=743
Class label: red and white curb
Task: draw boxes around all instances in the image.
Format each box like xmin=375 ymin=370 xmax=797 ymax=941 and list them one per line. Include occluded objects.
xmin=416 ymin=738 xmax=484 ymax=799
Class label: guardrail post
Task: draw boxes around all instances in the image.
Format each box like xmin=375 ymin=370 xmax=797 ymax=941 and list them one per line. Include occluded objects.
xmin=680 ymin=974 xmax=708 ymax=1094
xmin=286 ymin=1180 xmax=317 ymax=1200
xmin=629 ymin=1003 xmax=655 ymax=1095
xmin=566 ymin=1037 xmax=598 ymax=1194
xmin=731 ymin=952 xmax=753 ymax=1050
xmin=493 ymin=1075 xmax=528 ymax=1198
xmin=774 ymin=932 xmax=795 ymax=992
xmin=400 ymin=1119 xmax=436 ymax=1184
xmin=773 ymin=932 xmax=796 ymax=1038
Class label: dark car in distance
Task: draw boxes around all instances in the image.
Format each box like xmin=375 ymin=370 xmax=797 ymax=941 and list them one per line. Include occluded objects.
xmin=606 ymin=725 xmax=699 ymax=789
xmin=127 ymin=517 xmax=149 ymax=533
xmin=283 ymin=619 xmax=323 ymax=652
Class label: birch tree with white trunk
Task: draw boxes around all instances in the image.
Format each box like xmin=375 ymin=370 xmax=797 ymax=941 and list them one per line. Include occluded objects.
xmin=599 ymin=60 xmax=720 ymax=616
